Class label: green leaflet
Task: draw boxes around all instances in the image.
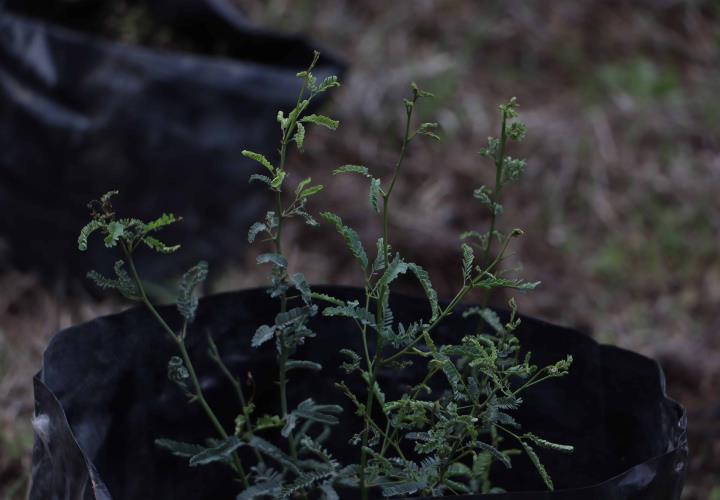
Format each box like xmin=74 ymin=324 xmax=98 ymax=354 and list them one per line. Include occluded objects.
xmin=478 ymin=308 xmax=504 ymax=335
xmin=472 ymin=441 xmax=512 ymax=468
xmin=282 ymin=472 xmax=334 ymax=500
xmin=155 ymin=438 xmax=205 ymax=458
xmin=461 ymin=243 xmax=474 ymax=284
xmin=255 ymin=415 xmax=283 ymax=431
xmin=236 ymin=480 xmax=282 ymax=500
xmin=256 ymin=253 xmax=288 ymax=269
xmin=242 ymin=150 xmax=275 ymax=173
xmin=299 ymin=184 xmax=324 ymax=199
xmin=275 ymin=306 xmax=316 ymax=328
xmin=361 ymin=372 xmax=386 ymax=406
xmin=369 ymin=178 xmax=382 ymax=213
xmin=286 ymin=360 xmax=322 ymax=372
xmin=319 ymin=482 xmax=340 ymax=500
xmin=381 ymin=480 xmax=426 ymax=498
xmin=432 ymin=351 xmax=466 ymax=402
xmin=526 ymin=434 xmax=574 ymax=454
xmin=301 ymin=114 xmax=339 ymax=130
xmin=294 ymin=177 xmax=323 ymax=199
xmin=322 ymin=301 xmax=376 ymax=329
xmin=521 ymin=441 xmax=554 ymax=491
xmin=271 ymin=169 xmax=286 ymax=190
xmin=332 ymin=165 xmax=370 ymax=177
xmin=377 ymin=254 xmax=408 ymax=291
xmin=290 ymin=273 xmax=312 ymax=305
xmin=77 ymin=219 xmax=103 ymax=251
xmin=320 ymin=212 xmax=368 ymax=270
xmin=501 ymin=157 xmax=526 ymax=186
xmin=247 ymin=222 xmax=267 ymax=243
xmin=103 ymin=221 xmax=125 ymax=248
xmin=295 ymin=177 xmax=312 ymax=195
xmin=189 ymin=436 xmax=244 ymax=467
xmin=371 ymin=237 xmax=386 ymax=274
xmin=143 ymin=236 xmax=180 ymax=254
xmin=144 ymin=213 xmax=180 ymax=232
xmin=282 ymin=399 xmax=343 ymax=438
xmin=474 ymin=274 xmax=540 ymax=291
xmin=473 ymin=185 xmax=494 ymax=209
xmin=339 ymin=349 xmax=361 ymax=374
xmin=249 ymin=436 xmax=302 ymax=475
xmin=310 ymin=292 xmax=345 ymax=306
xmin=294 ymin=122 xmax=306 ymax=151
xmin=99 ymin=190 xmax=119 ymax=204
xmin=317 ymin=75 xmax=340 ymax=92
xmin=86 ymin=260 xmax=140 ymax=301
xmin=176 ymin=261 xmax=208 ymax=323
xmin=249 ymin=173 xmax=273 ymax=186
xmin=252 ymin=324 xmax=275 ymax=347
xmin=415 ymin=122 xmax=440 ymax=141
xmin=407 ymin=263 xmax=439 ymax=322
xmin=167 ymin=356 xmax=190 ymax=392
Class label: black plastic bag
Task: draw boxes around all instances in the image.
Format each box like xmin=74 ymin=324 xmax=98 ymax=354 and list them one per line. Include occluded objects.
xmin=0 ymin=1 xmax=344 ymax=277
xmin=30 ymin=286 xmax=687 ymax=499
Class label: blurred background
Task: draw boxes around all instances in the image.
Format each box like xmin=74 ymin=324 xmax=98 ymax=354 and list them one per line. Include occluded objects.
xmin=0 ymin=0 xmax=718 ymax=498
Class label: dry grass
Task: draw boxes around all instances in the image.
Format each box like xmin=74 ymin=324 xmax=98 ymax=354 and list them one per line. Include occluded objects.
xmin=1 ymin=0 xmax=719 ymax=498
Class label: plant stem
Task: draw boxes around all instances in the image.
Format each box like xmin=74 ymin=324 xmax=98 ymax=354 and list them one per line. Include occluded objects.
xmin=359 ymin=95 xmax=416 ymax=500
xmin=207 ymin=334 xmax=265 ymax=465
xmin=481 ymin=112 xmax=508 ymax=270
xmin=120 ymin=244 xmax=249 ymax=487
xmin=274 ymin=152 xmax=298 ymax=460
xmin=271 ymin=77 xmax=311 ymax=460
xmin=480 ymin=112 xmax=508 ymax=309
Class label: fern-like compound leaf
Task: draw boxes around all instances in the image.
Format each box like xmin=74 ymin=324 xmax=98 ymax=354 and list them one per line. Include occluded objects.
xmin=256 ymin=253 xmax=288 ymax=269
xmin=176 ymin=261 xmax=208 ymax=322
xmin=249 ymin=436 xmax=301 ymax=475
xmin=77 ymin=219 xmax=103 ymax=251
xmin=461 ymin=244 xmax=474 ymax=284
xmin=252 ymin=325 xmax=275 ymax=348
xmin=407 ymin=263 xmax=439 ymax=321
xmin=332 ymin=165 xmax=370 ymax=177
xmin=290 ymin=273 xmax=312 ymax=305
xmin=521 ymin=441 xmax=553 ymax=491
xmin=320 ymin=212 xmax=368 ymax=270
xmin=369 ymin=178 xmax=382 ymax=213
xmin=294 ymin=122 xmax=306 ymax=152
xmin=155 ymin=438 xmax=205 ymax=458
xmin=242 ymin=150 xmax=275 ymax=173
xmin=526 ymin=434 xmax=574 ymax=454
xmin=248 ymin=222 xmax=267 ymax=243
xmin=188 ymin=436 xmax=243 ymax=467
xmin=286 ymin=360 xmax=322 ymax=372
xmin=144 ymin=213 xmax=180 ymax=232
xmin=143 ymin=236 xmax=180 ymax=254
xmin=301 ymin=114 xmax=339 ymax=130
xmin=103 ymin=221 xmax=125 ymax=248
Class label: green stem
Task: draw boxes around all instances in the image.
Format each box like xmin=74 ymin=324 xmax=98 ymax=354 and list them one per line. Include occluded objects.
xmin=359 ymin=94 xmax=416 ymax=500
xmin=481 ymin=112 xmax=508 ymax=269
xmin=480 ymin=113 xmax=508 ymax=309
xmin=271 ymin=76 xmax=312 ymax=461
xmin=121 ymin=244 xmax=249 ymax=487
xmin=207 ymin=334 xmax=265 ymax=465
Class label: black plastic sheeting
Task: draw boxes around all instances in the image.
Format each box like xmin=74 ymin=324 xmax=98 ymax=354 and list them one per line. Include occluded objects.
xmin=0 ymin=1 xmax=344 ymax=278
xmin=30 ymin=287 xmax=688 ymax=499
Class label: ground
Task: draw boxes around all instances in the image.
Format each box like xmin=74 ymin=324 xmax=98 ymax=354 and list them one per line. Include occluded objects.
xmin=1 ymin=1 xmax=718 ymax=498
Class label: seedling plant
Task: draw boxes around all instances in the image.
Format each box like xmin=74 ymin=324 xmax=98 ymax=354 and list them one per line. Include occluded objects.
xmin=78 ymin=52 xmax=573 ymax=499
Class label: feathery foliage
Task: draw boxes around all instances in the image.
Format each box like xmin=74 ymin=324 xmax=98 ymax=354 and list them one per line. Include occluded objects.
xmin=78 ymin=52 xmax=573 ymax=498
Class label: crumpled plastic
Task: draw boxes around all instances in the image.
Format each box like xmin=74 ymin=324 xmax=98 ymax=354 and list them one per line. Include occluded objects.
xmin=0 ymin=1 xmax=344 ymax=278
xmin=30 ymin=286 xmax=687 ymax=499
